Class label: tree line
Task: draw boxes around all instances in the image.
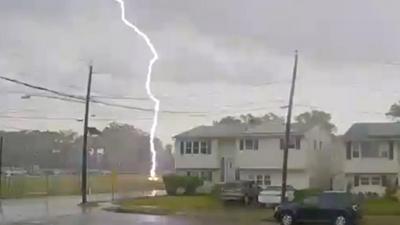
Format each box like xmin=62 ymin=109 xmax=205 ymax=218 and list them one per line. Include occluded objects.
xmin=213 ymin=110 xmax=337 ymax=133
xmin=0 ymin=122 xmax=174 ymax=174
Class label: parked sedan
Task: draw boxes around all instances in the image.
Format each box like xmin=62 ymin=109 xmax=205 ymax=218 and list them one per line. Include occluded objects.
xmin=258 ymin=185 xmax=295 ymax=206
xmin=274 ymin=191 xmax=361 ymax=225
xmin=219 ymin=181 xmax=260 ymax=205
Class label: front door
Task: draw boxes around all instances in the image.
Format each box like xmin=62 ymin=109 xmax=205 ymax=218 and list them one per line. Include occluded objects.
xmin=225 ymin=157 xmax=235 ymax=182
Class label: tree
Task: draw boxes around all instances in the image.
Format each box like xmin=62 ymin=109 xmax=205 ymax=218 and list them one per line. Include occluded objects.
xmin=386 ymin=101 xmax=400 ymax=119
xmin=261 ymin=113 xmax=284 ymax=123
xmin=213 ymin=113 xmax=284 ymax=125
xmin=213 ymin=116 xmax=242 ymax=125
xmin=295 ymin=110 xmax=337 ymax=133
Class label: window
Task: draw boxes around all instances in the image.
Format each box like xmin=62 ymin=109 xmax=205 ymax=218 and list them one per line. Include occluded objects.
xmin=371 ymin=176 xmax=381 ymax=185
xmin=360 ymin=176 xmax=370 ymax=185
xmin=200 ymin=141 xmax=207 ymax=154
xmin=180 ymin=141 xmax=184 ymax=155
xmin=256 ymin=175 xmax=263 ymax=186
xmin=193 ymin=141 xmax=199 ymax=154
xmin=319 ymin=141 xmax=322 ymax=150
xmin=185 ymin=141 xmax=192 ymax=154
xmin=181 ymin=140 xmax=210 ymax=155
xmin=190 ymin=171 xmax=199 ymax=177
xmin=380 ymin=149 xmax=388 ymax=158
xmin=201 ymin=171 xmax=212 ymax=182
xmin=245 ymin=139 xmax=253 ymax=149
xmin=296 ymin=137 xmax=301 ymax=149
xmin=352 ymin=143 xmax=360 ymax=158
xmin=361 ymin=142 xmax=381 ymax=158
xmin=280 ymin=137 xmax=300 ymax=150
xmin=241 ymin=138 xmax=258 ymax=150
xmin=264 ymin=175 xmax=271 ymax=186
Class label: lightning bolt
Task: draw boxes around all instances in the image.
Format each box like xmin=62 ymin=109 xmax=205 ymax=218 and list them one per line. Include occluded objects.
xmin=114 ymin=0 xmax=159 ymax=181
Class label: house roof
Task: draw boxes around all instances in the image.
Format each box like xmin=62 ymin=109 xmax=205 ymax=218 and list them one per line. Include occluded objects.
xmin=174 ymin=122 xmax=312 ymax=139
xmin=174 ymin=124 xmax=248 ymax=138
xmin=344 ymin=122 xmax=400 ymax=141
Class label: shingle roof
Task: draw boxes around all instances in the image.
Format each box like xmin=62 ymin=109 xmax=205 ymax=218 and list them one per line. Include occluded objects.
xmin=344 ymin=122 xmax=400 ymax=141
xmin=174 ymin=124 xmax=248 ymax=138
xmin=174 ymin=122 xmax=312 ymax=139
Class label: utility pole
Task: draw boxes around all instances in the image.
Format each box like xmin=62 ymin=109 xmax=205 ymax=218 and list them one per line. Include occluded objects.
xmin=81 ymin=65 xmax=93 ymax=204
xmin=0 ymin=136 xmax=3 ymax=198
xmin=281 ymin=50 xmax=299 ymax=203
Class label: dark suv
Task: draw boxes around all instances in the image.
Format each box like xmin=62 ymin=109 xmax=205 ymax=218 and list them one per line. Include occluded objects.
xmin=274 ymin=191 xmax=361 ymax=225
xmin=219 ymin=181 xmax=260 ymax=204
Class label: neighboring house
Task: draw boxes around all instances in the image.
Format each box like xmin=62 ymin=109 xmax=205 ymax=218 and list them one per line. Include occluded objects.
xmin=173 ymin=122 xmax=333 ymax=190
xmin=333 ymin=123 xmax=400 ymax=196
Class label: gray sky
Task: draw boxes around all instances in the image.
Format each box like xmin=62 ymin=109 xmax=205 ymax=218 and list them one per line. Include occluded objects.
xmin=1 ymin=0 xmax=400 ymax=144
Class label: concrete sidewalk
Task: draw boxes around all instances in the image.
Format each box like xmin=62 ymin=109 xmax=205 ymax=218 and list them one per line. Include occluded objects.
xmin=0 ymin=190 xmax=165 ymax=224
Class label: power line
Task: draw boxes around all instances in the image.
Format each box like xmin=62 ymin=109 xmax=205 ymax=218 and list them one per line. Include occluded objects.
xmin=0 ymin=115 xmax=153 ymax=121
xmin=0 ymin=75 xmax=205 ymax=114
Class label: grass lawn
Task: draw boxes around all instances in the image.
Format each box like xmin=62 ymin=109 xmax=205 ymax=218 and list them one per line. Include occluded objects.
xmin=363 ymin=198 xmax=400 ymax=216
xmin=117 ymin=195 xmax=400 ymax=225
xmin=119 ymin=195 xmax=222 ymax=214
xmin=118 ymin=195 xmax=273 ymax=222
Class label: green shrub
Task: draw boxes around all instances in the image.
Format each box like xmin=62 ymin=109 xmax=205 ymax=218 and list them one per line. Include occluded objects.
xmin=294 ymin=189 xmax=322 ymax=202
xmin=162 ymin=174 xmax=203 ymax=196
xmin=162 ymin=174 xmax=185 ymax=195
xmin=184 ymin=176 xmax=203 ymax=195
xmin=385 ymin=186 xmax=398 ymax=200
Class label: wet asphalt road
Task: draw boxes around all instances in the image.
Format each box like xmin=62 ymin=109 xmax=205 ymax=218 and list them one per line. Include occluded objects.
xmin=0 ymin=194 xmax=277 ymax=225
xmin=4 ymin=209 xmax=278 ymax=225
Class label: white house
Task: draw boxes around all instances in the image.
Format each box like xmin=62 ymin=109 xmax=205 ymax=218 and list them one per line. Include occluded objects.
xmin=333 ymin=123 xmax=400 ymax=196
xmin=173 ymin=122 xmax=333 ymax=190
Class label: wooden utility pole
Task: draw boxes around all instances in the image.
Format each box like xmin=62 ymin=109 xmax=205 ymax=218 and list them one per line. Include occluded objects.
xmin=281 ymin=51 xmax=299 ymax=203
xmin=81 ymin=65 xmax=93 ymax=204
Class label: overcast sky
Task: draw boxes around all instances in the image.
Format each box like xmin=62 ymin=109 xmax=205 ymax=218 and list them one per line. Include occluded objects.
xmin=1 ymin=0 xmax=400 ymax=144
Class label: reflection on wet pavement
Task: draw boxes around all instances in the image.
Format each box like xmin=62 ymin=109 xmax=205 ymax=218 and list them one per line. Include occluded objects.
xmin=3 ymin=210 xmax=278 ymax=225
xmin=0 ymin=190 xmax=166 ymax=224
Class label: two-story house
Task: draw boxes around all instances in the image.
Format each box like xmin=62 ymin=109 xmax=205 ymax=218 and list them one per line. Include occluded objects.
xmin=333 ymin=123 xmax=400 ymax=196
xmin=173 ymin=122 xmax=333 ymax=190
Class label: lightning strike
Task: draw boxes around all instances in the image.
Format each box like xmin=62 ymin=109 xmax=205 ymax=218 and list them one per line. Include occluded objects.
xmin=114 ymin=0 xmax=159 ymax=181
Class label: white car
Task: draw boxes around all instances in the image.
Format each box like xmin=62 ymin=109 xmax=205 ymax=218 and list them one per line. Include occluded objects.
xmin=258 ymin=185 xmax=295 ymax=206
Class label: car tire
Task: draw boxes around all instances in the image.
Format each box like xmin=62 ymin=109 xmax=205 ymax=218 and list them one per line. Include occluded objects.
xmin=281 ymin=212 xmax=294 ymax=225
xmin=333 ymin=215 xmax=347 ymax=225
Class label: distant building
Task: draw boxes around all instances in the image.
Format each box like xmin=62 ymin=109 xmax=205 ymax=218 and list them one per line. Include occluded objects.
xmin=173 ymin=122 xmax=333 ymax=190
xmin=333 ymin=123 xmax=400 ymax=196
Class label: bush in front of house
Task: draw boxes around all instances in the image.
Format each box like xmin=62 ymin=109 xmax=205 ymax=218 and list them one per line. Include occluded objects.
xmin=184 ymin=176 xmax=203 ymax=195
xmin=162 ymin=174 xmax=203 ymax=195
xmin=385 ymin=186 xmax=398 ymax=201
xmin=294 ymin=189 xmax=322 ymax=202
